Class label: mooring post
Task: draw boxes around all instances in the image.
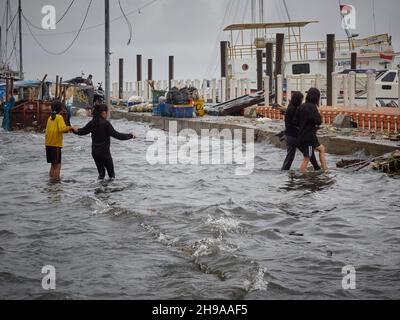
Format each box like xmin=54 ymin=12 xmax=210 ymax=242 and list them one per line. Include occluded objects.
xmin=367 ymin=70 xmax=376 ymax=111
xmin=221 ymin=77 xmax=226 ymax=102
xmin=266 ymin=42 xmax=273 ymax=94
xmin=55 ymin=75 xmax=59 ymax=98
xmin=275 ymin=33 xmax=284 ymax=103
xmin=326 ymin=34 xmax=336 ymax=106
xmin=342 ymin=74 xmax=349 ymax=107
xmin=348 ymin=71 xmax=356 ymax=109
xmin=111 ymin=82 xmax=116 ymax=97
xmin=212 ymin=78 xmax=217 ymax=103
xmin=256 ymin=49 xmax=263 ymax=92
xmin=230 ymin=78 xmax=236 ymax=99
xmin=148 ymin=58 xmax=153 ymax=101
xmin=220 ymin=41 xmax=228 ymax=101
xmin=332 ymin=72 xmax=338 ymax=107
xmin=169 ymin=56 xmax=174 ymax=90
xmin=277 ymin=74 xmax=283 ymax=106
xmin=263 ymin=75 xmax=270 ymax=107
xmin=300 ymin=73 xmax=305 ymax=95
xmin=237 ymin=79 xmax=242 ymax=98
xmin=315 ymin=74 xmax=322 ymax=91
xmin=118 ymin=58 xmax=124 ymax=100
xmin=351 ymin=52 xmax=357 ymax=70
xmin=286 ymin=75 xmax=291 ymax=105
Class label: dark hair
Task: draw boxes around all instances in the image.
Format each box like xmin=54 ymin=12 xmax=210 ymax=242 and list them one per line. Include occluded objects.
xmin=289 ymin=91 xmax=304 ymax=107
xmin=13 ymin=89 xmax=19 ymax=95
xmin=51 ymin=100 xmax=63 ymax=120
xmin=93 ymin=104 xmax=108 ymax=119
xmin=305 ymin=88 xmax=321 ymax=106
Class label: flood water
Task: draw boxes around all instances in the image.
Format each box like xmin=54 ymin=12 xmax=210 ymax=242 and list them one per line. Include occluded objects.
xmin=0 ymin=116 xmax=399 ymax=300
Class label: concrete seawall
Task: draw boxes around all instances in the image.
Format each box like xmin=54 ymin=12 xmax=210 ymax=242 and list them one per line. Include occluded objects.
xmin=111 ymin=111 xmax=399 ymax=157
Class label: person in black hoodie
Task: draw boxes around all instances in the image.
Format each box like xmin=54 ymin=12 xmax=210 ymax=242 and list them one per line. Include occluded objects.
xmin=281 ymin=91 xmax=321 ymax=171
xmin=294 ymin=88 xmax=328 ymax=173
xmin=72 ymin=104 xmax=135 ymax=179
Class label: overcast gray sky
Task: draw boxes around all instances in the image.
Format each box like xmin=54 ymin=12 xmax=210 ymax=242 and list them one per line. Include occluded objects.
xmin=1 ymin=0 xmax=399 ymax=83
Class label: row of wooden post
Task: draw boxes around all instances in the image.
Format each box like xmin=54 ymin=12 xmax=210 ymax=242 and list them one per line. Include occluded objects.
xmin=117 ymin=55 xmax=175 ymax=100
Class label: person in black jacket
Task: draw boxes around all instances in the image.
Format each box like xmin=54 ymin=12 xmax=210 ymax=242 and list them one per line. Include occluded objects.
xmin=72 ymin=104 xmax=135 ymax=179
xmin=281 ymin=91 xmax=321 ymax=171
xmin=295 ymin=88 xmax=328 ymax=173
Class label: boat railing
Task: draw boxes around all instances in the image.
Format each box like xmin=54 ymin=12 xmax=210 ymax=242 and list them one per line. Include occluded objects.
xmin=228 ymin=40 xmax=354 ymax=61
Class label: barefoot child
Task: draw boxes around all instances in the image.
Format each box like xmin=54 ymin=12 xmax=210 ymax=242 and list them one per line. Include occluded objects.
xmin=45 ymin=101 xmax=73 ymax=181
xmin=72 ymin=104 xmax=135 ymax=179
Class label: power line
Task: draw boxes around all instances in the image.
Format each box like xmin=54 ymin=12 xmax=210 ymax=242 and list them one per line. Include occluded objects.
xmin=118 ymin=0 xmax=133 ymax=45
xmin=24 ymin=0 xmax=93 ymax=56
xmin=23 ymin=0 xmax=160 ymax=38
xmin=22 ymin=0 xmax=76 ymax=31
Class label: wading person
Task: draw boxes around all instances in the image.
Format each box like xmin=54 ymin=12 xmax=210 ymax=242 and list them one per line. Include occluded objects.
xmin=281 ymin=91 xmax=321 ymax=171
xmin=72 ymin=104 xmax=135 ymax=180
xmin=295 ymin=88 xmax=328 ymax=173
xmin=45 ymin=101 xmax=73 ymax=181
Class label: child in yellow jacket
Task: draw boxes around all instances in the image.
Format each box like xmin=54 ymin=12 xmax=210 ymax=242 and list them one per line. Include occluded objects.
xmin=45 ymin=101 xmax=73 ymax=181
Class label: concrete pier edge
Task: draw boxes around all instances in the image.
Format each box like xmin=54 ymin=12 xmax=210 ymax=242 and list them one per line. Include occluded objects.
xmin=111 ymin=111 xmax=399 ymax=157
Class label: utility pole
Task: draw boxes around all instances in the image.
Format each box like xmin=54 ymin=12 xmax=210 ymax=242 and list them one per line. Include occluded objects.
xmin=18 ymin=0 xmax=23 ymax=80
xmin=105 ymin=0 xmax=110 ymax=112
xmin=0 ymin=26 xmax=2 ymax=65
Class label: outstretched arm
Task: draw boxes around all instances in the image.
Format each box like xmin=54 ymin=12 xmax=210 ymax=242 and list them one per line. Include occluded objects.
xmin=73 ymin=120 xmax=93 ymax=136
xmin=106 ymin=121 xmax=133 ymax=140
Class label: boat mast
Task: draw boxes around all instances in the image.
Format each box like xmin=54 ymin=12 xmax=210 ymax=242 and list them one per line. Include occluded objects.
xmin=5 ymin=0 xmax=9 ymax=64
xmin=18 ymin=0 xmax=23 ymax=80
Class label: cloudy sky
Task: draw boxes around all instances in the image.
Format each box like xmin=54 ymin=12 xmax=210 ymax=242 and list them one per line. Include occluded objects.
xmin=1 ymin=0 xmax=399 ymax=83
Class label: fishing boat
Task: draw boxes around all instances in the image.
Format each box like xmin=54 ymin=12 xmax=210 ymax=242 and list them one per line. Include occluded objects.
xmin=223 ymin=0 xmax=399 ymax=106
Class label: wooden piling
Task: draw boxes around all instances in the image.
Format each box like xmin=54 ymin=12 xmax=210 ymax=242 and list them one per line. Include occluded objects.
xmin=256 ymin=49 xmax=263 ymax=92
xmin=351 ymin=52 xmax=357 ymax=70
xmin=275 ymin=33 xmax=284 ymax=103
xmin=266 ymin=42 xmax=273 ymax=94
xmin=169 ymin=56 xmax=174 ymax=89
xmin=119 ymin=58 xmax=124 ymax=100
xmin=326 ymin=34 xmax=336 ymax=106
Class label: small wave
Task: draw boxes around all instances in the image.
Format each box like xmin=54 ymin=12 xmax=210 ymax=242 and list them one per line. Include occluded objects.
xmin=191 ymin=238 xmax=220 ymax=258
xmin=243 ymin=266 xmax=268 ymax=292
xmin=205 ymin=215 xmax=241 ymax=234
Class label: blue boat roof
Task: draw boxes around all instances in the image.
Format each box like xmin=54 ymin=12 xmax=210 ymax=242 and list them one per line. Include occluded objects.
xmin=0 ymin=80 xmax=52 ymax=88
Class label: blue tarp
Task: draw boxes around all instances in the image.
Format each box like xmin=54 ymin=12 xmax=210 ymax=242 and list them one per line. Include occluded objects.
xmin=1 ymin=96 xmax=15 ymax=131
xmin=0 ymin=86 xmax=5 ymax=101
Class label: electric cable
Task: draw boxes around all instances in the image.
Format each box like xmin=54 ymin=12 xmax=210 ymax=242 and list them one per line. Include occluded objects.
xmin=24 ymin=0 xmax=93 ymax=55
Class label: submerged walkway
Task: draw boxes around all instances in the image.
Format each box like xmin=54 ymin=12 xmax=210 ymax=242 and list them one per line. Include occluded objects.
xmin=256 ymin=106 xmax=400 ymax=133
xmin=111 ymin=111 xmax=400 ymax=157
